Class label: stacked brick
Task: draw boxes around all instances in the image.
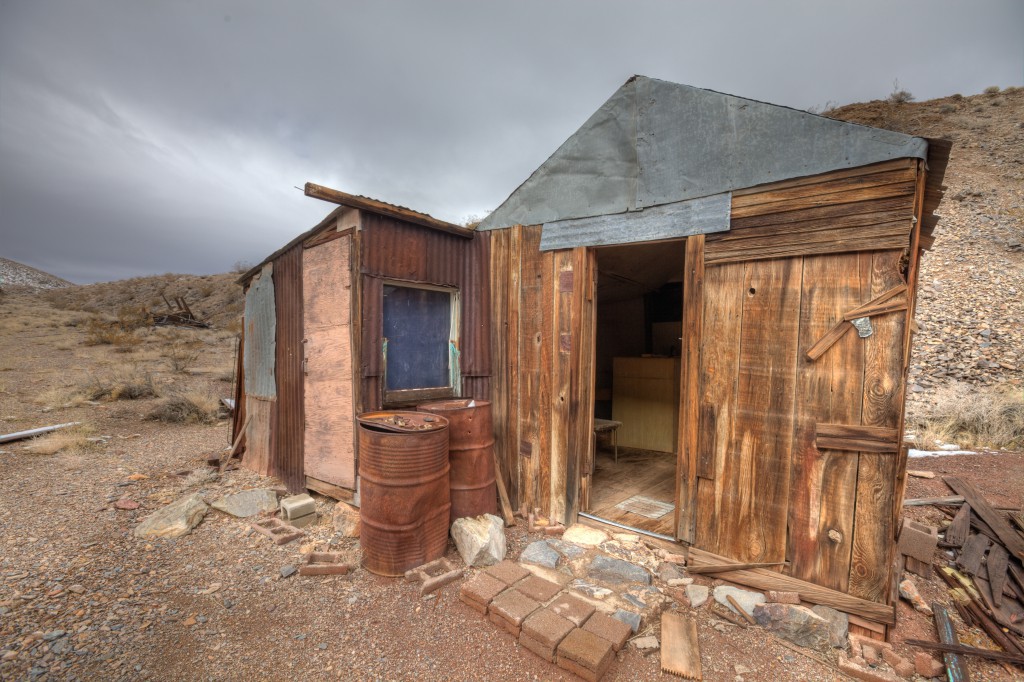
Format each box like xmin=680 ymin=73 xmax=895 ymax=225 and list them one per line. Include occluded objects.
xmin=459 ymin=561 xmax=632 ymax=681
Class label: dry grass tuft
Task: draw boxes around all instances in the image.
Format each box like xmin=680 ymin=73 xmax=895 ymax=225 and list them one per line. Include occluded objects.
xmin=25 ymin=424 xmax=99 ymax=456
xmin=909 ymin=382 xmax=1024 ymax=451
xmin=82 ymin=365 xmax=158 ymax=401
xmin=35 ymin=384 xmax=90 ymax=409
xmin=147 ymin=391 xmax=220 ymax=424
xmin=165 ymin=339 xmax=201 ymax=373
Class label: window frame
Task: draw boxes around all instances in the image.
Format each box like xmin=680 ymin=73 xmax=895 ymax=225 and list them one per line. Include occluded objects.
xmin=380 ymin=279 xmax=461 ymax=407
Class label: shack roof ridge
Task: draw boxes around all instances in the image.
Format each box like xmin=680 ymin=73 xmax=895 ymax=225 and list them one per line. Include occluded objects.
xmin=477 ymin=75 xmax=930 ymax=232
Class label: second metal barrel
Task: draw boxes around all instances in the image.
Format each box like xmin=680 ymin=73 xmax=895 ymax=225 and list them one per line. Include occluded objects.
xmin=357 ymin=411 xmax=451 ymax=577
xmin=418 ymin=398 xmax=496 ymax=524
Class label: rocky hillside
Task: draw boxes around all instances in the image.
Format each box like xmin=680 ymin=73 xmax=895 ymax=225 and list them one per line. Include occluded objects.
xmin=0 ymin=257 xmax=73 ymax=290
xmin=827 ymin=87 xmax=1024 ymax=405
xmin=41 ymin=272 xmax=244 ymax=331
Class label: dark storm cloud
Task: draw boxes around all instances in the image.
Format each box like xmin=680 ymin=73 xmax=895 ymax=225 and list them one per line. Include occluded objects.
xmin=1 ymin=1 xmax=1022 ymax=282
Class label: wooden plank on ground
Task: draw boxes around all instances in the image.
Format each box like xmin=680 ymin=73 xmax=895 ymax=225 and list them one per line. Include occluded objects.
xmin=848 ymin=250 xmax=906 ymax=604
xmin=687 ymin=547 xmax=895 ymax=624
xmin=932 ymin=603 xmax=972 ymax=682
xmin=676 ymin=235 xmax=705 ymax=543
xmin=945 ymin=504 xmax=972 ymax=548
xmin=988 ymin=544 xmax=1010 ymax=608
xmin=945 ymin=476 xmax=1024 ymax=561
xmin=661 ymin=612 xmax=702 ymax=680
xmin=957 ymin=534 xmax=990 ymax=576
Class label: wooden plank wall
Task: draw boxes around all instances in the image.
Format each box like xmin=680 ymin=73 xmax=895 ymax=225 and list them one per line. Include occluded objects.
xmin=692 ymin=159 xmax=921 ymax=606
xmin=489 ymin=225 xmax=595 ymax=523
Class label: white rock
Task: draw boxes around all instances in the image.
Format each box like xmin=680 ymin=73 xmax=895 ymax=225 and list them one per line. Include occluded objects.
xmin=210 ymin=489 xmax=277 ymax=517
xmin=331 ymin=502 xmax=360 ymax=538
xmin=686 ymin=584 xmax=710 ymax=607
xmin=451 ymin=514 xmax=505 ymax=567
xmin=713 ymin=585 xmax=765 ymax=616
xmin=134 ymin=493 xmax=208 ymax=538
xmin=562 ymin=524 xmax=609 ymax=547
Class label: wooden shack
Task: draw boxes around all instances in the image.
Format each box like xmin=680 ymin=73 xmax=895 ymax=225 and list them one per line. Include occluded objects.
xmin=235 ymin=75 xmax=949 ymax=633
xmin=233 ymin=188 xmax=490 ymax=500
xmin=477 ymin=76 xmax=949 ymax=631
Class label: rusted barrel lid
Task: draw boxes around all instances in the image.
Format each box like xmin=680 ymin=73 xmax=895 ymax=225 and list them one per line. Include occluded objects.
xmin=357 ymin=410 xmax=448 ymax=433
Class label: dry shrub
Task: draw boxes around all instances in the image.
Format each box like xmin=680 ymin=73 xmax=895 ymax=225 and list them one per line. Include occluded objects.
xmin=147 ymin=391 xmax=220 ymax=424
xmin=909 ymin=382 xmax=1024 ymax=450
xmin=984 ymin=85 xmax=1001 ymax=95
xmin=35 ymin=384 xmax=89 ymax=409
xmin=165 ymin=340 xmax=201 ymax=373
xmin=83 ymin=365 xmax=158 ymax=401
xmin=25 ymin=424 xmax=98 ymax=456
xmin=83 ymin=318 xmax=141 ymax=348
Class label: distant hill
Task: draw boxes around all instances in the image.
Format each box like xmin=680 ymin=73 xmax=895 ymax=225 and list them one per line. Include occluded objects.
xmin=0 ymin=257 xmax=73 ymax=290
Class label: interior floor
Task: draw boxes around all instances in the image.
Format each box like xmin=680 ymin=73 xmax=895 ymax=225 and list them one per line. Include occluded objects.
xmin=588 ymin=445 xmax=676 ymax=536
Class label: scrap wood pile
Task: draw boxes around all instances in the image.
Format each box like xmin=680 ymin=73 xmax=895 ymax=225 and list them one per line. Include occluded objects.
xmin=905 ymin=476 xmax=1024 ymax=672
xmin=152 ymin=293 xmax=209 ymax=328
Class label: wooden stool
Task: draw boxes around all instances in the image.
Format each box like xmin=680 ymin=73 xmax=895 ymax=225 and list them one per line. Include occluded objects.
xmin=593 ymin=419 xmax=622 ymax=462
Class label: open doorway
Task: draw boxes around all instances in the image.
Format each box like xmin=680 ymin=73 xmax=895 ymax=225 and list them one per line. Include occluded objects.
xmin=584 ymin=239 xmax=686 ymax=539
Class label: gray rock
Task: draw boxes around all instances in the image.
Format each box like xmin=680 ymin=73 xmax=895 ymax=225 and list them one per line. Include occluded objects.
xmin=569 ymin=579 xmax=613 ymax=600
xmin=280 ymin=565 xmax=297 ymax=579
xmin=134 ymin=493 xmax=208 ymax=538
xmin=587 ymin=555 xmax=651 ymax=585
xmin=753 ymin=603 xmax=832 ymax=652
xmin=520 ymin=540 xmax=560 ymax=568
xmin=686 ymin=584 xmax=710 ymax=608
xmin=210 ymin=489 xmax=278 ymax=518
xmin=613 ymin=609 xmax=642 ymax=633
xmin=451 ymin=514 xmax=506 ymax=567
xmin=713 ymin=585 xmax=765 ymax=616
xmin=810 ymin=605 xmax=848 ymax=648
xmin=623 ymin=593 xmax=646 ymax=609
xmin=546 ymin=538 xmax=585 ymax=559
xmin=42 ymin=631 xmax=65 ymax=642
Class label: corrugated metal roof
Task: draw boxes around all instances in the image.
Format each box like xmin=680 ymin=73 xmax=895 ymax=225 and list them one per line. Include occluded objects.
xmin=479 ymin=75 xmax=929 ymax=232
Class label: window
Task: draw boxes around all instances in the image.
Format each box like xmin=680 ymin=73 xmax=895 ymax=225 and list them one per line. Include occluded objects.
xmin=382 ymin=282 xmax=460 ymax=404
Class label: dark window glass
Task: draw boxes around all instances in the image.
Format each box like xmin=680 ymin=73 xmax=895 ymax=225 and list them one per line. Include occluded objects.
xmin=383 ymin=285 xmax=451 ymax=391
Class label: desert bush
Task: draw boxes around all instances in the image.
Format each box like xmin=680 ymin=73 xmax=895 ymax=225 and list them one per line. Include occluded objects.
xmin=82 ymin=365 xmax=158 ymax=401
xmin=147 ymin=391 xmax=220 ymax=424
xmin=83 ymin=318 xmax=141 ymax=348
xmin=165 ymin=341 xmax=201 ymax=373
xmin=909 ymin=382 xmax=1024 ymax=450
xmin=938 ymin=103 xmax=956 ymax=114
xmin=887 ymin=80 xmax=915 ymax=105
xmin=984 ymin=85 xmax=1001 ymax=95
xmin=232 ymin=260 xmax=254 ymax=274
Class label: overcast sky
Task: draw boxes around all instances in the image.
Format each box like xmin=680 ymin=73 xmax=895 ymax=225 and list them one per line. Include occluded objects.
xmin=2 ymin=1 xmax=1022 ymax=283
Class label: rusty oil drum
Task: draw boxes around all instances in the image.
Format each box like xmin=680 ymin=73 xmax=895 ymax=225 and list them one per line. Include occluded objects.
xmin=357 ymin=411 xmax=451 ymax=576
xmin=418 ymin=398 xmax=496 ymax=525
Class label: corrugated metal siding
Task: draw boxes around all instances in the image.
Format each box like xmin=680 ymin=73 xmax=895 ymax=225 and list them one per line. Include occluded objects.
xmin=359 ymin=214 xmax=491 ymax=409
xmin=243 ymin=263 xmax=276 ymax=399
xmin=273 ymin=244 xmax=305 ymax=492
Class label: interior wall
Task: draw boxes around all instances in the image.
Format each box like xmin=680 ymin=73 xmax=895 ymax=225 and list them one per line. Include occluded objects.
xmin=594 ymin=296 xmax=644 ymax=419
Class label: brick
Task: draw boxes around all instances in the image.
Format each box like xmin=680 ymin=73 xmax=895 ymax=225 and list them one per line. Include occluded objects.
xmin=279 ymin=493 xmax=316 ymax=520
xmin=460 ymin=573 xmax=507 ymax=609
xmin=519 ymin=631 xmax=558 ymax=663
xmin=558 ymin=654 xmax=609 ymax=682
xmin=837 ymin=652 xmax=902 ymax=682
xmin=460 ymin=593 xmax=488 ymax=614
xmin=582 ymin=612 xmax=631 ymax=652
xmin=522 ymin=608 xmax=574 ymax=650
xmin=915 ymin=652 xmax=944 ymax=678
xmin=250 ymin=518 xmax=303 ymax=545
xmin=297 ymin=552 xmax=351 ymax=576
xmin=287 ymin=512 xmax=318 ymax=528
xmin=488 ymin=588 xmax=541 ymax=636
xmin=405 ymin=558 xmax=463 ymax=595
xmin=557 ymin=628 xmax=614 ymax=682
xmin=766 ymin=590 xmax=800 ymax=604
xmin=515 ymin=575 xmax=562 ymax=604
xmin=897 ymin=518 xmax=938 ymax=563
xmin=548 ymin=592 xmax=596 ymax=627
xmin=485 ymin=560 xmax=531 ymax=587
xmin=862 ymin=644 xmax=880 ymax=665
xmin=882 ymin=649 xmax=914 ymax=679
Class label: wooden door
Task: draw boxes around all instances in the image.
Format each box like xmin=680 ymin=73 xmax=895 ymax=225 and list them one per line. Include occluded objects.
xmin=302 ymin=234 xmax=356 ymax=489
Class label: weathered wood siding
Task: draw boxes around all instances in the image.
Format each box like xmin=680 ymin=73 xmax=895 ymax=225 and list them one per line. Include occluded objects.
xmin=271 ymin=244 xmax=305 ymax=492
xmin=689 ymin=159 xmax=921 ymax=605
xmin=303 ymin=234 xmax=356 ymax=489
xmin=489 ymin=225 xmax=596 ymax=523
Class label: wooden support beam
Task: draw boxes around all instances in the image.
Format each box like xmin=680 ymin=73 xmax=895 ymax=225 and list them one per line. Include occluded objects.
xmin=676 ymin=234 xmax=705 ymax=543
xmin=304 ymin=182 xmax=473 ymax=238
